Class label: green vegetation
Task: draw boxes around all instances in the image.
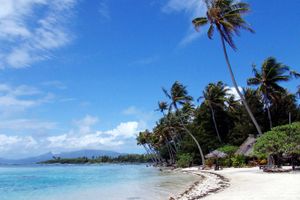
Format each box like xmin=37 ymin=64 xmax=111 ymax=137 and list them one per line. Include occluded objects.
xmin=176 ymin=153 xmax=193 ymax=168
xmin=254 ymin=123 xmax=300 ymax=167
xmin=193 ymin=0 xmax=262 ymax=135
xmin=135 ymin=0 xmax=299 ymax=168
xmin=136 ymin=79 xmax=299 ymax=167
xmin=40 ymin=154 xmax=153 ymax=164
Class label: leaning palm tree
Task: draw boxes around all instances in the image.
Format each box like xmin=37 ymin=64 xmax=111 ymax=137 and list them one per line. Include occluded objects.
xmin=155 ymin=101 xmax=177 ymax=164
xmin=192 ymin=0 xmax=262 ymax=135
xmin=199 ymin=81 xmax=229 ymax=143
xmin=163 ymin=81 xmax=205 ymax=165
xmin=247 ymin=57 xmax=291 ymax=129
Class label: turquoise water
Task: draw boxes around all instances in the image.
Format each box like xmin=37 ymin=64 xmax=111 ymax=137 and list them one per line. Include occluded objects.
xmin=0 ymin=164 xmax=198 ymax=200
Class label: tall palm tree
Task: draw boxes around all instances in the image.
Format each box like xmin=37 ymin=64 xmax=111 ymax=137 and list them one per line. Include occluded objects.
xmin=163 ymin=81 xmax=205 ymax=165
xmin=200 ymin=81 xmax=229 ymax=143
xmin=192 ymin=0 xmax=262 ymax=135
xmin=247 ymin=57 xmax=291 ymax=129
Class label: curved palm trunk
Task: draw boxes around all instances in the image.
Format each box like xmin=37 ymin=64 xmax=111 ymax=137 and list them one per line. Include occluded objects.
xmin=175 ymin=107 xmax=205 ymax=166
xmin=163 ymin=112 xmax=179 ymax=152
xmin=163 ymin=135 xmax=175 ymax=164
xmin=142 ymin=144 xmax=156 ymax=163
xmin=220 ymin=35 xmax=263 ymax=136
xmin=208 ymin=102 xmax=222 ymax=143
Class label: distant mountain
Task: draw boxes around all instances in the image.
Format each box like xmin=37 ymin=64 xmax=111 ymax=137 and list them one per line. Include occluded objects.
xmin=0 ymin=152 xmax=54 ymax=165
xmin=0 ymin=149 xmax=124 ymax=165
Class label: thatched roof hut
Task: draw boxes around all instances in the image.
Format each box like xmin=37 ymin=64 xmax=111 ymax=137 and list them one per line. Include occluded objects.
xmin=235 ymin=135 xmax=257 ymax=156
xmin=205 ymin=150 xmax=227 ymax=159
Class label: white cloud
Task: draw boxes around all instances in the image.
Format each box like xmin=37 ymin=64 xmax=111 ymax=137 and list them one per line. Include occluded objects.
xmin=105 ymin=121 xmax=139 ymax=138
xmin=0 ymin=134 xmax=38 ymax=152
xmin=0 ymin=0 xmax=77 ymax=68
xmin=226 ymin=86 xmax=243 ymax=101
xmin=0 ymin=113 xmax=144 ymax=157
xmin=0 ymin=83 xmax=54 ymax=115
xmin=163 ymin=0 xmax=207 ymax=46
xmin=74 ymin=115 xmax=99 ymax=135
xmin=46 ymin=118 xmax=140 ymax=150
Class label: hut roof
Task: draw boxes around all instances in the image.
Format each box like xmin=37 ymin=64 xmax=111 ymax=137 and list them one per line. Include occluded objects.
xmin=235 ymin=135 xmax=257 ymax=156
xmin=205 ymin=150 xmax=227 ymax=159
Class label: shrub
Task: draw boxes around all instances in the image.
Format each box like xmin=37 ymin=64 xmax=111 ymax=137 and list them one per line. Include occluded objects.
xmin=231 ymin=155 xmax=246 ymax=167
xmin=205 ymin=158 xmax=214 ymax=167
xmin=254 ymin=122 xmax=300 ymax=158
xmin=176 ymin=153 xmax=193 ymax=168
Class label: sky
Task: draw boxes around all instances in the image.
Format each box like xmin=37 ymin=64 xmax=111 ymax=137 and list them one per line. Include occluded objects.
xmin=0 ymin=0 xmax=299 ymax=158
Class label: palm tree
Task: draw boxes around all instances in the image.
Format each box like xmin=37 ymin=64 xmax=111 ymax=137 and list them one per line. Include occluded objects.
xmin=163 ymin=81 xmax=205 ymax=165
xmin=155 ymin=101 xmax=177 ymax=164
xmin=192 ymin=0 xmax=262 ymax=135
xmin=136 ymin=131 xmax=156 ymax=163
xmin=291 ymin=70 xmax=300 ymax=98
xmin=247 ymin=57 xmax=291 ymax=129
xmin=200 ymin=81 xmax=229 ymax=143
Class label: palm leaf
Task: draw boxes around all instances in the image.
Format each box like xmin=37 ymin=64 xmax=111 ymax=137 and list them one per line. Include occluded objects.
xmin=192 ymin=17 xmax=208 ymax=31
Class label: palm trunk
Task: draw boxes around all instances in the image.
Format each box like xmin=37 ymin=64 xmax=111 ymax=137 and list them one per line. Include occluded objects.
xmin=220 ymin=35 xmax=263 ymax=136
xmin=208 ymin=102 xmax=222 ymax=143
xmin=163 ymin=112 xmax=179 ymax=153
xmin=264 ymin=95 xmax=273 ymax=129
xmin=175 ymin=107 xmax=205 ymax=165
xmin=143 ymin=144 xmax=156 ymax=163
xmin=266 ymin=106 xmax=273 ymax=129
xmin=163 ymin=135 xmax=175 ymax=164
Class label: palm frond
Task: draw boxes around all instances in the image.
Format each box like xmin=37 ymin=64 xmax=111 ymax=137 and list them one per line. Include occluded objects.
xmin=207 ymin=24 xmax=215 ymax=39
xmin=192 ymin=17 xmax=208 ymax=31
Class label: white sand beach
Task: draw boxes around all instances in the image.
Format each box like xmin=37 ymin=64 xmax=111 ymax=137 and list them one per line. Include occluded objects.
xmin=176 ymin=167 xmax=300 ymax=200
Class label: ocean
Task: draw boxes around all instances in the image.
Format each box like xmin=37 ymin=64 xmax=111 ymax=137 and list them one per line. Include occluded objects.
xmin=0 ymin=164 xmax=198 ymax=200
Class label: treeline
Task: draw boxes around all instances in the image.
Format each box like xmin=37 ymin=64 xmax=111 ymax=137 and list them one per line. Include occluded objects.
xmin=136 ymin=57 xmax=300 ymax=166
xmin=40 ymin=154 xmax=153 ymax=164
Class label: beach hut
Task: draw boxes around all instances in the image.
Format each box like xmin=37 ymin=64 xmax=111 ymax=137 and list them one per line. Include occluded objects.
xmin=205 ymin=150 xmax=227 ymax=170
xmin=235 ymin=135 xmax=257 ymax=156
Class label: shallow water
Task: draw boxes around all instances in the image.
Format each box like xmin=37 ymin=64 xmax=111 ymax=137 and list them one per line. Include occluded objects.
xmin=0 ymin=164 xmax=198 ymax=200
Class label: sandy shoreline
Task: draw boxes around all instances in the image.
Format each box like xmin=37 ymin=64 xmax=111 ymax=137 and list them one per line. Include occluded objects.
xmin=173 ymin=167 xmax=300 ymax=200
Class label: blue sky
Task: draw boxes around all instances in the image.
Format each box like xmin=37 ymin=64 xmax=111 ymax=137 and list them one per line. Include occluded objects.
xmin=0 ymin=0 xmax=299 ymax=158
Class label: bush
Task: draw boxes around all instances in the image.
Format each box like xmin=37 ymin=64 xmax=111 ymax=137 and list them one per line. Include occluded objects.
xmin=176 ymin=153 xmax=193 ymax=168
xmin=205 ymin=158 xmax=214 ymax=167
xmin=221 ymin=157 xmax=233 ymax=167
xmin=254 ymin=122 xmax=300 ymax=158
xmin=231 ymin=155 xmax=246 ymax=167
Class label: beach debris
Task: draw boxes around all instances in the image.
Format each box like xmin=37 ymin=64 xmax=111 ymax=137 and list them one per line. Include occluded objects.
xmin=171 ymin=171 xmax=229 ymax=200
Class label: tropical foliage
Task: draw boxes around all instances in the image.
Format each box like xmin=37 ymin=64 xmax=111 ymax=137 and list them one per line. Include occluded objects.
xmin=41 ymin=154 xmax=153 ymax=164
xmin=192 ymin=0 xmax=262 ymax=136
xmin=248 ymin=57 xmax=291 ymax=129
xmin=254 ymin=122 xmax=300 ymax=158
xmin=137 ymin=75 xmax=299 ymax=167
xmin=135 ymin=0 xmax=300 ymax=168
